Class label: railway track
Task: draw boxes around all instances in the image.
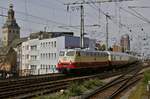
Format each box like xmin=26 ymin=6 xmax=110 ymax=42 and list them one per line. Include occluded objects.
xmin=0 ymin=67 xmax=136 ymax=98
xmin=0 ymin=73 xmax=125 ymax=99
xmin=0 ymin=73 xmax=65 ymax=87
xmin=0 ymin=63 xmax=138 ymax=87
xmin=0 ymin=63 xmax=142 ymax=99
xmin=81 ymin=66 xmax=143 ymax=99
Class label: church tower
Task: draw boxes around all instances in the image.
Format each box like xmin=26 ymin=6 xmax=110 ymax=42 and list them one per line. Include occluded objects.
xmin=2 ymin=4 xmax=20 ymax=47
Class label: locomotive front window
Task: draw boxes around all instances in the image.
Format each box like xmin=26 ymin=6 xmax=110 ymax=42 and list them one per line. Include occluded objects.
xmin=66 ymin=51 xmax=75 ymax=56
xmin=59 ymin=51 xmax=65 ymax=56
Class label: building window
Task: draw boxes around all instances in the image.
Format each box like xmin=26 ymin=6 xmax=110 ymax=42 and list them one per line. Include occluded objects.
xmin=54 ymin=41 xmax=56 ymax=47
xmin=46 ymin=53 xmax=48 ymax=59
xmin=54 ymin=53 xmax=56 ymax=59
xmin=52 ymin=42 xmax=53 ymax=48
xmin=49 ymin=42 xmax=50 ymax=47
xmin=43 ymin=53 xmax=45 ymax=59
xmin=41 ymin=43 xmax=42 ymax=47
xmin=30 ymin=55 xmax=37 ymax=60
xmin=31 ymin=65 xmax=37 ymax=74
xmin=4 ymin=36 xmax=6 ymax=40
xmin=31 ymin=45 xmax=37 ymax=51
xmin=43 ymin=43 xmax=45 ymax=47
xmin=46 ymin=42 xmax=48 ymax=47
xmin=9 ymin=30 xmax=11 ymax=33
xmin=43 ymin=64 xmax=45 ymax=69
xmin=26 ymin=65 xmax=29 ymax=69
xmin=26 ymin=45 xmax=29 ymax=50
xmin=41 ymin=54 xmax=42 ymax=59
xmin=52 ymin=53 xmax=53 ymax=59
xmin=49 ymin=53 xmax=50 ymax=59
xmin=40 ymin=64 xmax=42 ymax=69
xmin=26 ymin=54 xmax=29 ymax=59
xmin=31 ymin=65 xmax=36 ymax=70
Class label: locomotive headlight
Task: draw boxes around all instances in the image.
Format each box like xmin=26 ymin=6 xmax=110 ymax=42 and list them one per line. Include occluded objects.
xmin=58 ymin=60 xmax=61 ymax=64
xmin=70 ymin=60 xmax=72 ymax=64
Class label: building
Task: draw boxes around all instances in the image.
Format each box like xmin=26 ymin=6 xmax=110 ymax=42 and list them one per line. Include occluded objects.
xmin=2 ymin=4 xmax=20 ymax=47
xmin=0 ymin=47 xmax=17 ymax=78
xmin=20 ymin=36 xmax=95 ymax=76
xmin=0 ymin=4 xmax=21 ymax=78
xmin=29 ymin=31 xmax=74 ymax=39
xmin=120 ymin=34 xmax=130 ymax=52
xmin=112 ymin=44 xmax=122 ymax=52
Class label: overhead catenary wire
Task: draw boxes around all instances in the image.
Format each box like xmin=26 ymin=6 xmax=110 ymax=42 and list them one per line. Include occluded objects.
xmin=0 ymin=6 xmax=68 ymax=26
xmin=0 ymin=6 xmax=83 ymax=32
xmin=26 ymin=0 xmax=67 ymax=12
xmin=1 ymin=0 xmax=146 ymax=37
xmin=0 ymin=9 xmax=80 ymax=34
xmin=0 ymin=4 xmax=97 ymax=35
xmin=87 ymin=0 xmax=146 ymax=32
xmin=128 ymin=7 xmax=150 ymax=23
xmin=89 ymin=2 xmax=148 ymax=33
xmin=120 ymin=7 xmax=150 ymax=24
xmin=22 ymin=0 xmax=95 ymax=27
xmin=87 ymin=0 xmax=142 ymax=42
xmin=20 ymin=0 xmax=98 ymax=31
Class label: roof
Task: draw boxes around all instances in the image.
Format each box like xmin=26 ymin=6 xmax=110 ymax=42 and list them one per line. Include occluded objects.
xmin=62 ymin=49 xmax=106 ymax=53
xmin=10 ymin=37 xmax=28 ymax=48
xmin=29 ymin=31 xmax=74 ymax=39
xmin=106 ymin=51 xmax=130 ymax=56
xmin=2 ymin=20 xmax=20 ymax=29
xmin=0 ymin=46 xmax=11 ymax=56
xmin=0 ymin=37 xmax=27 ymax=56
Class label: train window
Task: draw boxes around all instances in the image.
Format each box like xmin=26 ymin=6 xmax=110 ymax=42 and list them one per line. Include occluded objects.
xmin=95 ymin=52 xmax=98 ymax=56
xmin=91 ymin=52 xmax=93 ymax=56
xmin=86 ymin=52 xmax=90 ymax=56
xmin=98 ymin=53 xmax=100 ymax=56
xmin=59 ymin=51 xmax=65 ymax=56
xmin=81 ymin=52 xmax=86 ymax=56
xmin=66 ymin=51 xmax=75 ymax=56
xmin=86 ymin=52 xmax=88 ymax=56
xmin=98 ymin=52 xmax=100 ymax=56
xmin=76 ymin=51 xmax=81 ymax=56
xmin=99 ymin=53 xmax=102 ymax=56
xmin=94 ymin=52 xmax=96 ymax=56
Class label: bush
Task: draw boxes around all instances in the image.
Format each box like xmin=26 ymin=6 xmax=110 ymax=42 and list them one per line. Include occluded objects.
xmin=83 ymin=78 xmax=103 ymax=89
xmin=67 ymin=82 xmax=88 ymax=96
xmin=144 ymin=70 xmax=150 ymax=84
xmin=35 ymin=78 xmax=104 ymax=99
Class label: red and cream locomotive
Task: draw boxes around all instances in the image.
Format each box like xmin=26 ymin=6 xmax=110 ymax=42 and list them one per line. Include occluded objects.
xmin=57 ymin=49 xmax=138 ymax=73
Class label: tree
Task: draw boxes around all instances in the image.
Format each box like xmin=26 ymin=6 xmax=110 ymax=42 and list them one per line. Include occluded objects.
xmin=96 ymin=43 xmax=106 ymax=51
xmin=108 ymin=47 xmax=113 ymax=51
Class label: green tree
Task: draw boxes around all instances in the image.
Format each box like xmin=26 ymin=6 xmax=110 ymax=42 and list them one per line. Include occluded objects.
xmin=96 ymin=44 xmax=106 ymax=51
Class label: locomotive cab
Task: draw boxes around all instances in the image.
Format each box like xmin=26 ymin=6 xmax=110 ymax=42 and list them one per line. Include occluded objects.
xmin=57 ymin=50 xmax=77 ymax=73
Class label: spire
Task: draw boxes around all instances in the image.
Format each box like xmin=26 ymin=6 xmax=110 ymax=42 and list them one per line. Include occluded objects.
xmin=2 ymin=3 xmax=20 ymax=29
xmin=1 ymin=3 xmax=20 ymax=47
xmin=7 ymin=3 xmax=15 ymax=21
xmin=9 ymin=3 xmax=13 ymax=9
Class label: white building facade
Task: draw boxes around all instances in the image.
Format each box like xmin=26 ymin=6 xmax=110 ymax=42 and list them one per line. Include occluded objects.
xmin=21 ymin=36 xmax=95 ymax=75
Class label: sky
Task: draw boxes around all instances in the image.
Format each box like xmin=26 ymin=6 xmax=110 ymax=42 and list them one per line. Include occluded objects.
xmin=0 ymin=0 xmax=150 ymax=54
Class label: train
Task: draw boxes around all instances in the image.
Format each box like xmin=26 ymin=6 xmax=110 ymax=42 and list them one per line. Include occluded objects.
xmin=57 ymin=49 xmax=138 ymax=73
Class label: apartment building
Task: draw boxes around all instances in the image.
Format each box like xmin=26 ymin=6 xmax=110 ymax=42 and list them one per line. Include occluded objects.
xmin=20 ymin=36 xmax=95 ymax=75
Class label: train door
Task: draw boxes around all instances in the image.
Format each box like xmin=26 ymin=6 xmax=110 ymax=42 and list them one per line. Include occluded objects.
xmin=75 ymin=51 xmax=81 ymax=67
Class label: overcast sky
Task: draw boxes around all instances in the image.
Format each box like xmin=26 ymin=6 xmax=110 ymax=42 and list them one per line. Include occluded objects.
xmin=0 ymin=0 xmax=150 ymax=52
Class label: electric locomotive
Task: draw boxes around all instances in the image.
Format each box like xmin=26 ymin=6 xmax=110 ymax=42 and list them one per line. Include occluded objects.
xmin=57 ymin=49 xmax=138 ymax=73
